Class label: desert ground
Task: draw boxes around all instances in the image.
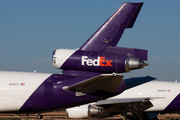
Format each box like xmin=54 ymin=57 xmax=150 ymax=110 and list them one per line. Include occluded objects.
xmin=0 ymin=111 xmax=180 ymax=120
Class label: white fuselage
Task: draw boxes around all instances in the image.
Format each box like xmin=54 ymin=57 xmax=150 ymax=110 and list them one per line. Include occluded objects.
xmin=66 ymin=80 xmax=180 ymax=119
xmin=0 ymin=71 xmax=51 ymax=112
xmin=111 ymin=80 xmax=180 ymax=112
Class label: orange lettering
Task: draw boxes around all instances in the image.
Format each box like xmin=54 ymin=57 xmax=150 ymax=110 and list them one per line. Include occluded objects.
xmin=100 ymin=57 xmax=105 ymax=66
xmin=105 ymin=60 xmax=112 ymax=67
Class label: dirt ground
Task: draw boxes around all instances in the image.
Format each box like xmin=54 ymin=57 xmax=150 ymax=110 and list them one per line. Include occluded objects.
xmin=0 ymin=111 xmax=179 ymax=120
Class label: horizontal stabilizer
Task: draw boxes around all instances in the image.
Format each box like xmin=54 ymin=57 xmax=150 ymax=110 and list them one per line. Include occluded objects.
xmin=62 ymin=73 xmax=123 ymax=94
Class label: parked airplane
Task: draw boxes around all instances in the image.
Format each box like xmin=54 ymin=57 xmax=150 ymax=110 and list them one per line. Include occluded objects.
xmin=0 ymin=2 xmax=148 ymax=120
xmin=66 ymin=80 xmax=180 ymax=120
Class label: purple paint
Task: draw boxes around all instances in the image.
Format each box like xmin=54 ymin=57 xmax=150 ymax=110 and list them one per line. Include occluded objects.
xmin=19 ymin=74 xmax=123 ymax=113
xmin=164 ymin=94 xmax=180 ymax=112
xmin=60 ymin=50 xmax=127 ymax=73
xmin=18 ymin=75 xmax=154 ymax=114
xmin=52 ymin=2 xmax=147 ymax=74
xmin=17 ymin=2 xmax=148 ymax=115
xmin=58 ymin=49 xmax=147 ymax=73
xmin=79 ymin=3 xmax=143 ymax=51
xmin=107 ymin=46 xmax=148 ymax=61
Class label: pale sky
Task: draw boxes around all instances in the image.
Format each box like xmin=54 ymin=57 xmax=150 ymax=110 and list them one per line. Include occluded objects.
xmin=0 ymin=0 xmax=180 ymax=81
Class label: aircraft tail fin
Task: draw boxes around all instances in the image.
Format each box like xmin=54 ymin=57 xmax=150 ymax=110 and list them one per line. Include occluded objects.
xmin=126 ymin=3 xmax=143 ymax=28
xmin=79 ymin=3 xmax=143 ymax=51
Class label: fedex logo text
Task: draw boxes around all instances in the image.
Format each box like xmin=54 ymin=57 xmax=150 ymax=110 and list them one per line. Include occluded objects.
xmin=81 ymin=56 xmax=112 ymax=67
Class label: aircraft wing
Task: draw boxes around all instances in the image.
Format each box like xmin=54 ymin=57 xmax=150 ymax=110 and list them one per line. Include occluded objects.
xmin=62 ymin=73 xmax=124 ymax=96
xmin=95 ymin=98 xmax=153 ymax=111
xmin=63 ymin=75 xmax=155 ymax=98
xmin=95 ymin=97 xmax=164 ymax=112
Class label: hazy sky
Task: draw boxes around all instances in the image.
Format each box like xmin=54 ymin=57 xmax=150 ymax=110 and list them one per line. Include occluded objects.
xmin=0 ymin=1 xmax=180 ymax=81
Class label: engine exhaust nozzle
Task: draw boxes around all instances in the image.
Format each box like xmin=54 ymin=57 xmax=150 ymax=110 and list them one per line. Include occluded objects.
xmin=125 ymin=57 xmax=148 ymax=72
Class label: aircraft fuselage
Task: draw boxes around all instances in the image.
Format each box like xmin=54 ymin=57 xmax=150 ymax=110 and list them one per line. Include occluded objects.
xmin=0 ymin=71 xmax=102 ymax=113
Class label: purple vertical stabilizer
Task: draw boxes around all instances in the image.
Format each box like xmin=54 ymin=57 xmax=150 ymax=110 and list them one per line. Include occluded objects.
xmin=79 ymin=3 xmax=143 ymax=51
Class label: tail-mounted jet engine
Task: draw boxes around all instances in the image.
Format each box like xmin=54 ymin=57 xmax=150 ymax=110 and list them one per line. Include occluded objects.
xmin=52 ymin=48 xmax=148 ymax=73
xmin=52 ymin=2 xmax=147 ymax=74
